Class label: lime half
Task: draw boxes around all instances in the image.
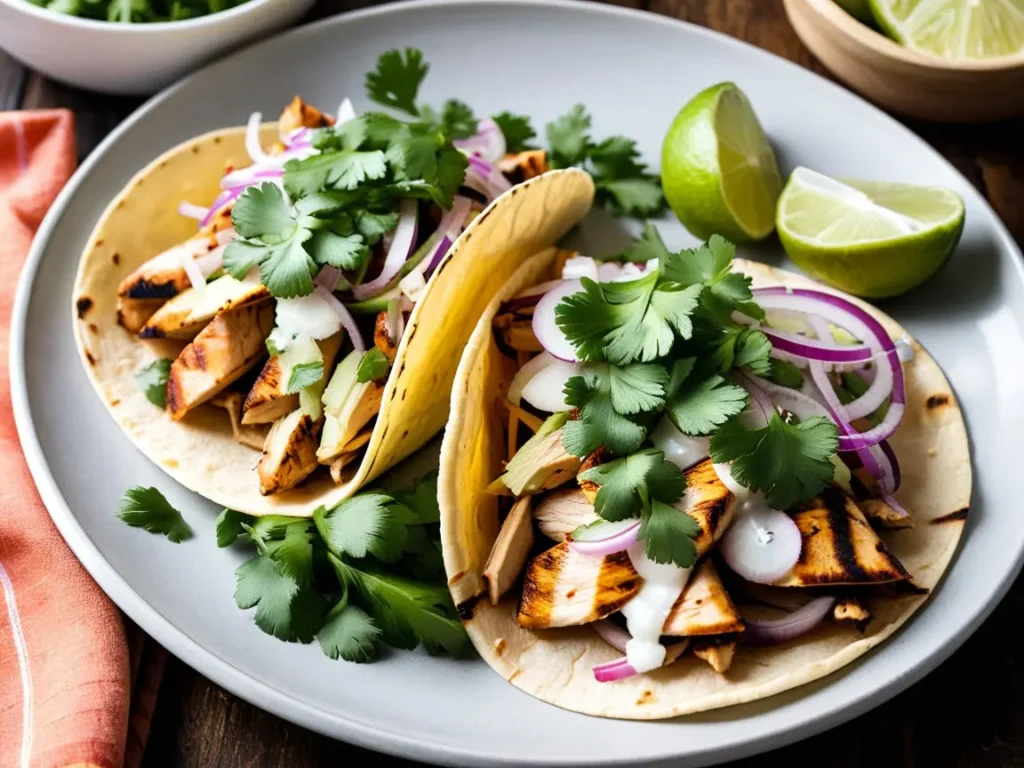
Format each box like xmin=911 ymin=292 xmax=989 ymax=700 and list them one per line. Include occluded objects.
xmin=662 ymin=82 xmax=782 ymax=243
xmin=776 ymin=167 xmax=965 ymax=298
xmin=870 ymin=0 xmax=1024 ymax=60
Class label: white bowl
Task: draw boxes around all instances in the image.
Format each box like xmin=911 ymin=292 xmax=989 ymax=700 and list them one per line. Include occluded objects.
xmin=0 ymin=0 xmax=317 ymax=95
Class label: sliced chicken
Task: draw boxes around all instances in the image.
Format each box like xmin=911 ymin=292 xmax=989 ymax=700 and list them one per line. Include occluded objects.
xmin=166 ymin=302 xmax=274 ymax=420
xmin=774 ymin=488 xmax=911 ymax=587
xmin=139 ymin=269 xmax=270 ymax=340
xmin=327 ymin=429 xmax=373 ymax=485
xmin=483 ymin=497 xmax=535 ymax=605
xmin=493 ymin=311 xmax=542 ymax=353
xmin=373 ymin=312 xmax=399 ymax=363
xmin=693 ymin=639 xmax=738 ymax=674
xmin=499 ymin=149 xmax=550 ymax=184
xmin=858 ymin=497 xmax=914 ymax=529
xmin=257 ymin=408 xmax=323 ymax=495
xmin=318 ymin=380 xmax=385 ymax=464
xmin=242 ymin=333 xmax=343 ymax=425
xmin=533 ymin=488 xmax=598 ymax=542
xmin=278 ymin=95 xmax=335 ymax=136
xmin=209 ymin=390 xmax=271 ymax=450
xmin=663 ymin=560 xmax=744 ymax=636
xmin=833 ymin=598 xmax=871 ymax=625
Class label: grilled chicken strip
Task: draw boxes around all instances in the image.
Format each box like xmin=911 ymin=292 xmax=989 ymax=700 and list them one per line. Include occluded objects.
xmin=166 ymin=302 xmax=274 ymax=420
xmin=257 ymin=408 xmax=323 ymax=495
xmin=483 ymin=497 xmax=534 ymax=605
xmin=498 ymin=149 xmax=550 ymax=185
xmin=139 ymin=270 xmax=270 ymax=340
xmin=242 ymin=333 xmax=344 ymax=425
xmin=693 ymin=638 xmax=738 ymax=674
xmin=533 ymin=488 xmax=598 ymax=542
xmin=373 ymin=312 xmax=399 ymax=363
xmin=318 ymin=380 xmax=385 ymax=465
xmin=278 ymin=95 xmax=335 ymax=136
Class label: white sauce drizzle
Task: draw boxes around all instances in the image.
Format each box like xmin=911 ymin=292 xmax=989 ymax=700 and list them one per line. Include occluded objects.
xmin=621 ymin=543 xmax=691 ymax=673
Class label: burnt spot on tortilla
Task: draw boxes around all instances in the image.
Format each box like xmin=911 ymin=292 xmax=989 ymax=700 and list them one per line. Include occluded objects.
xmin=401 ymin=429 xmax=409 ymax=439
xmin=112 ymin=253 xmax=120 ymax=265
xmin=159 ymin=160 xmax=168 ymax=168
xmin=125 ymin=278 xmax=179 ymax=300
xmin=109 ymin=398 xmax=121 ymax=407
xmin=94 ymin=238 xmax=104 ymax=247
xmin=214 ymin=136 xmax=222 ymax=144
xmin=88 ymin=323 xmax=98 ymax=334
xmin=474 ymin=205 xmax=494 ymax=227
xmin=191 ymin=145 xmax=200 ymax=154
xmin=494 ymin=638 xmax=507 ymax=656
xmin=927 ymin=393 xmax=951 ymax=409
xmin=84 ymin=350 xmax=96 ymax=366
xmin=116 ymin=200 xmax=125 ymax=210
xmin=398 ymin=362 xmax=407 ymax=377
xmin=389 ymin=387 xmax=398 ymax=402
xmin=401 ymin=389 xmax=407 ymax=401
xmin=636 ymin=690 xmax=655 ymax=706
xmin=76 ymin=297 xmax=93 ymax=318
xmin=456 ymin=594 xmax=480 ymax=620
xmin=406 ymin=324 xmax=416 ymax=342
xmin=931 ymin=507 xmax=968 ymax=524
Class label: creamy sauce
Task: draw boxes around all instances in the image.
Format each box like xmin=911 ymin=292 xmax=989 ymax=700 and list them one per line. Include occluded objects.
xmin=650 ymin=418 xmax=710 ymax=470
xmin=621 ymin=542 xmax=691 ymax=673
xmin=895 ymin=338 xmax=914 ymax=363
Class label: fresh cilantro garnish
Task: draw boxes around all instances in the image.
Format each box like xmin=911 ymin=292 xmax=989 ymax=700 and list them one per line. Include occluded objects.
xmin=555 ymin=271 xmax=703 ymax=365
xmin=546 ymin=104 xmax=665 ymax=217
xmin=662 ymin=234 xmax=764 ymax=323
xmin=286 ymin=361 xmax=324 ymax=394
xmin=417 ymin=99 xmax=477 ymax=139
xmin=492 ymin=111 xmax=536 ymax=153
xmin=665 ymin=358 xmax=749 ymax=436
xmin=578 ymin=448 xmax=686 ymax=522
xmin=356 ymin=347 xmax=391 ymax=383
xmin=640 ymin=500 xmax=701 ymax=567
xmin=767 ymin=358 xmax=805 ymax=389
xmin=329 ymin=554 xmax=468 ymax=656
xmin=317 ymin=602 xmax=381 ymax=662
xmin=117 ymin=486 xmax=193 ymax=543
xmin=135 ymin=358 xmax=171 ymax=409
xmin=710 ymin=412 xmax=840 ymax=509
xmin=313 ymin=493 xmax=416 ymax=563
xmin=613 ymin=222 xmax=670 ymax=264
xmin=215 ymin=508 xmax=247 ymax=547
xmin=365 ymin=48 xmax=428 ymax=116
xmin=562 ymin=372 xmax=648 ymax=457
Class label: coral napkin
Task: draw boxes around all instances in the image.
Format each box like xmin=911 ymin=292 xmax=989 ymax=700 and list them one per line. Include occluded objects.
xmin=0 ymin=110 xmax=163 ymax=768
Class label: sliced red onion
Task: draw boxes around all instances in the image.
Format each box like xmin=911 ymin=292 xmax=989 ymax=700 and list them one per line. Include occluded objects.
xmin=353 ymin=200 xmax=419 ymax=300
xmin=736 ymin=371 xmax=775 ymax=427
xmin=504 ymin=279 xmax=565 ymax=311
xmin=593 ymin=658 xmax=638 ymax=683
xmin=880 ymin=492 xmax=911 ymax=521
xmin=178 ymin=201 xmax=208 ymax=220
xmin=454 ymin=117 xmax=507 ymax=163
xmin=387 ymin=298 xmax=405 ymax=345
xmin=568 ymin=520 xmax=640 ymax=557
xmin=220 ymin=166 xmax=284 ymax=190
xmin=314 ymin=285 xmax=364 ymax=353
xmin=743 ymin=597 xmax=835 ymax=645
xmin=284 ymin=127 xmax=312 ymax=148
xmin=200 ymin=188 xmax=240 ymax=228
xmin=762 ymin=328 xmax=875 ymax=364
xmin=336 ymin=97 xmax=357 ymax=125
xmin=532 ymin=279 xmax=583 ymax=363
xmin=465 ymin=156 xmax=512 ymax=199
xmin=593 ymin=620 xmax=630 ymax=654
xmin=720 ymin=508 xmax=802 ymax=584
xmin=399 ymin=197 xmax=473 ymax=303
xmin=315 ymin=265 xmax=343 ymax=292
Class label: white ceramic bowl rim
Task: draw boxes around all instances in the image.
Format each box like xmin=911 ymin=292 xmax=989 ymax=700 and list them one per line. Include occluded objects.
xmin=0 ymin=0 xmax=281 ymax=32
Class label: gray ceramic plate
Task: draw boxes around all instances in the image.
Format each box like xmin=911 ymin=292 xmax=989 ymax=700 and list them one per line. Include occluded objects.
xmin=11 ymin=1 xmax=1024 ymax=766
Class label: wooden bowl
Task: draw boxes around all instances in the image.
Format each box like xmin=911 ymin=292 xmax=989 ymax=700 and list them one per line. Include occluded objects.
xmin=783 ymin=0 xmax=1024 ymax=122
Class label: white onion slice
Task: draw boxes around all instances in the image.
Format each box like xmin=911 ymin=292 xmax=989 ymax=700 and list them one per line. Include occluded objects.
xmin=354 ymin=199 xmax=418 ymax=300
xmin=336 ymin=97 xmax=357 ymax=126
xmin=399 ymin=269 xmax=427 ymax=304
xmin=276 ymin=292 xmax=343 ymax=341
xmin=743 ymin=597 xmax=835 ymax=645
xmin=194 ymin=243 xmax=227 ymax=278
xmin=597 ymin=258 xmax=659 ymax=283
xmin=387 ymin=298 xmax=405 ymax=345
xmin=649 ymin=418 xmax=710 ymax=471
xmin=314 ymin=286 xmax=364 ymax=353
xmin=453 ymin=117 xmax=507 ymax=163
xmin=182 ymin=255 xmax=206 ymax=293
xmin=720 ymin=508 xmax=802 ymax=584
xmin=520 ymin=356 xmax=581 ymax=413
xmin=178 ymin=201 xmax=208 ymax=220
xmin=508 ymin=351 xmax=557 ymax=406
xmin=245 ymin=112 xmax=277 ymax=167
xmin=532 ymin=279 xmax=583 ymax=363
xmin=561 ymin=256 xmax=599 ymax=281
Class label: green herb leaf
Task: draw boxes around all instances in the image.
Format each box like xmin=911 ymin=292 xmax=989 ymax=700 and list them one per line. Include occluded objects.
xmin=354 ymin=210 xmax=400 ymax=245
xmin=608 ymin=363 xmax=669 ymax=414
xmin=767 ymin=358 xmax=805 ymax=389
xmin=390 ymin=471 xmax=440 ymax=524
xmin=665 ymin=360 xmax=749 ymax=436
xmin=365 ymin=48 xmax=428 ymax=116
xmin=313 ymin=494 xmax=416 ymax=564
xmin=134 ymin=358 xmax=171 ymax=409
xmin=215 ymin=508 xmax=250 ymax=548
xmin=117 ymin=486 xmax=193 ymax=543
xmin=710 ymin=412 xmax=840 ymax=509
xmin=493 ymin=111 xmax=536 ymax=153
xmin=733 ymin=329 xmax=772 ymax=376
xmin=284 ymin=150 xmax=388 ymax=198
xmin=286 ymin=361 xmax=324 ymax=395
xmin=356 ymin=348 xmax=391 ymax=383
xmin=231 ymin=181 xmax=296 ymax=240
xmin=595 ymin=177 xmax=665 ymax=218
xmin=439 ymin=99 xmax=477 ymax=139
xmin=329 ymin=554 xmax=468 ymax=656
xmin=546 ymin=103 xmax=591 ymax=167
xmin=317 ymin=602 xmax=381 ymax=662
xmin=578 ymin=448 xmax=686 ymax=522
xmin=615 ymin=222 xmax=671 ymax=264
xmin=639 ymin=499 xmax=701 ymax=568
xmin=562 ymin=373 xmax=647 ymax=457
xmin=306 ymin=230 xmax=369 ymax=271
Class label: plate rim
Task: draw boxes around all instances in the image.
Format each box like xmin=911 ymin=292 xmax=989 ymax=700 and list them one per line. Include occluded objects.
xmin=11 ymin=1 xmax=1024 ymax=765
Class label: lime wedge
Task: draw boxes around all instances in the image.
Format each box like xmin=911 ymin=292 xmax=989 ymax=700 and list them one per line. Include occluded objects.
xmin=835 ymin=0 xmax=875 ymax=24
xmin=776 ymin=167 xmax=965 ymax=298
xmin=661 ymin=82 xmax=782 ymax=243
xmin=870 ymin=0 xmax=1024 ymax=59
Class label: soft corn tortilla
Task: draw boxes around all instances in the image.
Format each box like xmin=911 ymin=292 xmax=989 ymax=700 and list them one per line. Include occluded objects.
xmin=73 ymin=125 xmax=594 ymax=516
xmin=438 ymin=255 xmax=971 ymax=720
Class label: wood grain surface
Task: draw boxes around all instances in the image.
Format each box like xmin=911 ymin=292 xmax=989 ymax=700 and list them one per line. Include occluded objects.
xmin=4 ymin=1 xmax=1023 ymax=766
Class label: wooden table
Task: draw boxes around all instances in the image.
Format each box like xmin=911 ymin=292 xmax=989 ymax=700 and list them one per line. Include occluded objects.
xmin=3 ymin=1 xmax=1023 ymax=765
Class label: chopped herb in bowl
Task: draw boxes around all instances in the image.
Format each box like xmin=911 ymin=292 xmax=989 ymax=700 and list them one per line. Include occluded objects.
xmin=25 ymin=0 xmax=252 ymax=23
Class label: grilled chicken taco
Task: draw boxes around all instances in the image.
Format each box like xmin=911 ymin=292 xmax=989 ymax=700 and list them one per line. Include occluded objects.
xmin=74 ymin=96 xmax=594 ymax=516
xmin=439 ymin=225 xmax=970 ymax=719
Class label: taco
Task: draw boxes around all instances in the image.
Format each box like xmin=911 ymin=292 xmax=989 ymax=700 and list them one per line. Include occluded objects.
xmin=73 ymin=96 xmax=594 ymax=516
xmin=439 ymin=227 xmax=970 ymax=719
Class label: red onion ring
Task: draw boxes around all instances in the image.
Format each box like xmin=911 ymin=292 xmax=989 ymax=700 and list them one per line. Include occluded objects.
xmin=354 ymin=199 xmax=419 ymax=300
xmin=743 ymin=597 xmax=835 ymax=645
xmin=593 ymin=620 xmax=630 ymax=654
xmin=719 ymin=508 xmax=802 ymax=584
xmin=568 ymin=520 xmax=640 ymax=558
xmin=593 ymin=658 xmax=638 ymax=683
xmin=454 ymin=117 xmax=507 ymax=163
xmin=532 ymin=279 xmax=583 ymax=363
xmin=314 ymin=285 xmax=364 ymax=353
xmin=504 ymin=279 xmax=565 ymax=312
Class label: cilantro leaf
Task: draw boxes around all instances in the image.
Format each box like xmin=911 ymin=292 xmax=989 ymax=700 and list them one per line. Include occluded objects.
xmin=662 ymin=235 xmax=757 ymax=322
xmin=493 ymin=111 xmax=536 ymax=153
xmin=615 ymin=222 xmax=671 ymax=264
xmin=286 ymin=361 xmax=324 ymax=395
xmin=595 ymin=177 xmax=665 ymax=218
xmin=313 ymin=494 xmax=416 ymax=564
xmin=317 ymin=602 xmax=381 ymax=663
xmin=231 ymin=182 xmax=296 ymax=240
xmin=562 ymin=373 xmax=647 ymax=457
xmin=329 ymin=554 xmax=468 ymax=656
xmin=258 ymin=229 xmax=316 ymax=298
xmin=546 ymin=104 xmax=591 ymax=167
xmin=354 ymin=210 xmax=399 ymax=245
xmin=365 ymin=48 xmax=428 ymax=116
xmin=578 ymin=448 xmax=686 ymax=522
xmin=439 ymin=99 xmax=477 ymax=139
xmin=135 ymin=358 xmax=171 ymax=409
xmin=710 ymin=413 xmax=840 ymax=509
xmin=117 ymin=486 xmax=193 ymax=543
xmin=733 ymin=329 xmax=772 ymax=376
xmin=215 ymin=508 xmax=249 ymax=548
xmin=608 ymin=363 xmax=669 ymax=414
xmin=306 ymin=230 xmax=369 ymax=271
xmin=767 ymin=358 xmax=805 ymax=389
xmin=640 ymin=499 xmax=701 ymax=567
xmin=555 ymin=274 xmax=702 ymax=365
xmin=401 ymin=526 xmax=445 ymax=579
xmin=284 ymin=150 xmax=388 ymax=198
xmin=356 ymin=348 xmax=391 ymax=383
xmin=665 ymin=359 xmax=749 ymax=436
xmin=390 ymin=471 xmax=440 ymax=524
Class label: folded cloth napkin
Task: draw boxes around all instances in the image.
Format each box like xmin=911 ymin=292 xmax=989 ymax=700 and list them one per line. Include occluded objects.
xmin=0 ymin=110 xmax=164 ymax=768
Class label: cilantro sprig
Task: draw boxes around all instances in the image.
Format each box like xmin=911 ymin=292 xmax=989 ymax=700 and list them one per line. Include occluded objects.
xmin=118 ymin=487 xmax=193 ymax=543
